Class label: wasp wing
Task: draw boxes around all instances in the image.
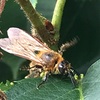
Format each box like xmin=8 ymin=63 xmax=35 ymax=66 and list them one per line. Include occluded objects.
xmin=0 ymin=27 xmax=50 ymax=64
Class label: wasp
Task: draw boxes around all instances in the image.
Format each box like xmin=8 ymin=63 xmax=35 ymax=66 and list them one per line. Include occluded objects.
xmin=0 ymin=27 xmax=78 ymax=88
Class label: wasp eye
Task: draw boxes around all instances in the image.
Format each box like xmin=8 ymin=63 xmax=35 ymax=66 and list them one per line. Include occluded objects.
xmin=58 ymin=62 xmax=65 ymax=74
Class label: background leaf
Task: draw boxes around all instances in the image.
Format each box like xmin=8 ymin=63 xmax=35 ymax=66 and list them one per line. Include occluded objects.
xmin=30 ymin=0 xmax=37 ymax=8
xmin=82 ymin=59 xmax=100 ymax=100
xmin=60 ymin=0 xmax=100 ymax=74
xmin=36 ymin=0 xmax=56 ymax=20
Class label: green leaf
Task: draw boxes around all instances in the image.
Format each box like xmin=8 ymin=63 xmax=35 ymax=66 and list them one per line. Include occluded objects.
xmin=0 ymin=80 xmax=14 ymax=92
xmin=5 ymin=59 xmax=100 ymax=100
xmin=6 ymin=76 xmax=80 ymax=100
xmin=82 ymin=59 xmax=100 ymax=100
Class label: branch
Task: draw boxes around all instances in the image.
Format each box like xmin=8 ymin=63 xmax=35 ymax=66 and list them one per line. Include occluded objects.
xmin=16 ymin=0 xmax=53 ymax=46
xmin=16 ymin=0 xmax=66 ymax=51
xmin=52 ymin=0 xmax=66 ymax=41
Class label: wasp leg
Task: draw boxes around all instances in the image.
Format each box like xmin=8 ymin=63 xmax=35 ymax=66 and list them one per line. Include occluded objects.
xmin=37 ymin=71 xmax=50 ymax=89
xmin=68 ymin=67 xmax=80 ymax=87
xmin=71 ymin=67 xmax=80 ymax=77
xmin=67 ymin=70 xmax=77 ymax=87
xmin=25 ymin=65 xmax=43 ymax=78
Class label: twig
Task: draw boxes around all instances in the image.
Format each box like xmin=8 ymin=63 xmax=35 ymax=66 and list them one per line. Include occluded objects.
xmin=16 ymin=0 xmax=66 ymax=50
xmin=16 ymin=0 xmax=53 ymax=46
xmin=52 ymin=0 xmax=66 ymax=41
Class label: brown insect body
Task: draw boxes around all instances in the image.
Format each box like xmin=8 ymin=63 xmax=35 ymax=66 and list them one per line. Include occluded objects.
xmin=0 ymin=27 xmax=78 ymax=88
xmin=27 ymin=50 xmax=64 ymax=78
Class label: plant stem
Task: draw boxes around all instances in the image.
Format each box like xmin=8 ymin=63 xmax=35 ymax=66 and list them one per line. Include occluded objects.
xmin=52 ymin=0 xmax=66 ymax=41
xmin=16 ymin=0 xmax=53 ymax=46
xmin=16 ymin=0 xmax=66 ymax=50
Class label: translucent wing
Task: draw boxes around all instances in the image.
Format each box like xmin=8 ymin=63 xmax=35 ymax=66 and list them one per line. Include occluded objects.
xmin=0 ymin=27 xmax=50 ymax=64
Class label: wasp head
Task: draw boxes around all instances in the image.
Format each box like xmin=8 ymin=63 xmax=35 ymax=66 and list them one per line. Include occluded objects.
xmin=58 ymin=60 xmax=78 ymax=86
xmin=58 ymin=60 xmax=71 ymax=74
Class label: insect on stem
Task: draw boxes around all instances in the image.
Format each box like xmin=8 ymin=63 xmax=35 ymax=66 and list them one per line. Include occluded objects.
xmin=0 ymin=27 xmax=80 ymax=89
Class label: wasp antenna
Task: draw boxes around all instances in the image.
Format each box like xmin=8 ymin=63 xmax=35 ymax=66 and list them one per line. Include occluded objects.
xmin=59 ymin=37 xmax=79 ymax=55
